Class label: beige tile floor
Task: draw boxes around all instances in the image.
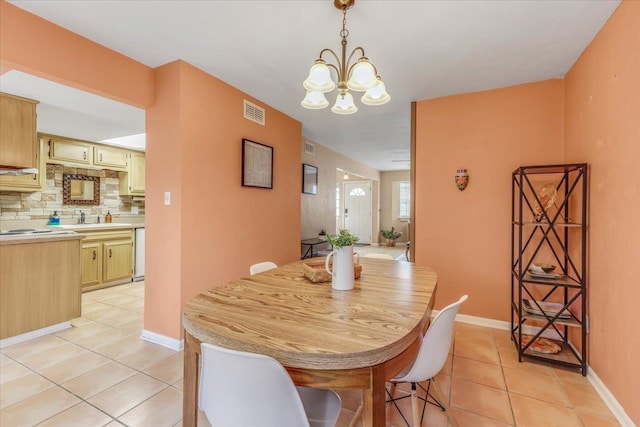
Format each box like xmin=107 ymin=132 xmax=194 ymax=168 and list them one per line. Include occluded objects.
xmin=0 ymin=272 xmax=619 ymax=426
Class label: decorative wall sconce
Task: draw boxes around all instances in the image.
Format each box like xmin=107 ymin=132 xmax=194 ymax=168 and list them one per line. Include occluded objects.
xmin=455 ymin=168 xmax=469 ymax=191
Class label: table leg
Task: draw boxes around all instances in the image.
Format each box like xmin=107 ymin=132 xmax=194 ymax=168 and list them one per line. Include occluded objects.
xmin=362 ymin=364 xmax=386 ymax=427
xmin=183 ymin=333 xmax=199 ymax=427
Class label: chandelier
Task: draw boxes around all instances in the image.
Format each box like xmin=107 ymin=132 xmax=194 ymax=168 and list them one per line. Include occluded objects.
xmin=301 ymin=0 xmax=390 ymax=115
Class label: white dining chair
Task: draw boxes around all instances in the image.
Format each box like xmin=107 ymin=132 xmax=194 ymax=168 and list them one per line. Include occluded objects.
xmin=250 ymin=261 xmax=278 ymax=275
xmin=386 ymin=295 xmax=468 ymax=426
xmin=362 ymin=253 xmax=394 ymax=260
xmin=199 ymin=342 xmax=341 ymax=427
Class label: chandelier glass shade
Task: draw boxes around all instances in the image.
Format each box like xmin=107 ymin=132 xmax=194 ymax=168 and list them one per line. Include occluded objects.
xmin=301 ymin=0 xmax=390 ymax=115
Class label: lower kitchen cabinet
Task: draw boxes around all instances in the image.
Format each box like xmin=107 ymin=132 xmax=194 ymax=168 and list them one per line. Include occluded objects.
xmin=103 ymin=240 xmax=133 ymax=283
xmin=81 ymin=242 xmax=102 ymax=287
xmin=78 ymin=228 xmax=133 ymax=290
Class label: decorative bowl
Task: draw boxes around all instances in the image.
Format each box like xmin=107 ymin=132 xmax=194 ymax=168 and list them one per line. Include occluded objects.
xmin=530 ymin=263 xmax=556 ymax=274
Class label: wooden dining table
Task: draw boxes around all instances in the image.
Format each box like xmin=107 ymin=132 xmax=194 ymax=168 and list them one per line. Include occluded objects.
xmin=182 ymin=257 xmax=438 ymax=426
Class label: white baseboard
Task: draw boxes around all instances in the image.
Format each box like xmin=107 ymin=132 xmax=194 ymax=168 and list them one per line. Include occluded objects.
xmin=0 ymin=321 xmax=71 ymax=349
xmin=451 ymin=312 xmax=635 ymax=427
xmin=434 ymin=312 xmax=562 ymax=340
xmin=140 ymin=329 xmax=184 ymax=351
xmin=588 ymin=368 xmax=636 ymax=427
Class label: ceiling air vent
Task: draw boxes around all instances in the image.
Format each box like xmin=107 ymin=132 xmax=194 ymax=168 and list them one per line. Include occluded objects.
xmin=304 ymin=141 xmax=315 ymax=155
xmin=244 ymin=100 xmax=265 ymax=126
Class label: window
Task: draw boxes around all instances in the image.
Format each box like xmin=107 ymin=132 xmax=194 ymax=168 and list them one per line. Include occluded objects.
xmin=399 ymin=181 xmax=410 ymax=218
xmin=336 ymin=184 xmax=340 ymax=217
xmin=349 ymin=187 xmax=366 ymax=196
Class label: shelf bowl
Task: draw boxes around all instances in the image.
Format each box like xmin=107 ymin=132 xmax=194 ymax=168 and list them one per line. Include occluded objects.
xmin=531 ymin=263 xmax=556 ymax=273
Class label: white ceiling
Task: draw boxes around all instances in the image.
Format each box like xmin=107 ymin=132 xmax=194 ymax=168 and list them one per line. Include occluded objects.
xmin=6 ymin=0 xmax=620 ymax=170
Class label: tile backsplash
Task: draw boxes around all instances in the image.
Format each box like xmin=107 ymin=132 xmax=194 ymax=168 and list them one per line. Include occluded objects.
xmin=0 ymin=164 xmax=144 ymax=224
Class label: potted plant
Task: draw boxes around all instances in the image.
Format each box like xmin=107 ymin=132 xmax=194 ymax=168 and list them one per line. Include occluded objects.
xmin=326 ymin=229 xmax=359 ymax=249
xmin=318 ymin=229 xmax=328 ymax=241
xmin=325 ymin=229 xmax=359 ymax=291
xmin=381 ymin=227 xmax=402 ymax=247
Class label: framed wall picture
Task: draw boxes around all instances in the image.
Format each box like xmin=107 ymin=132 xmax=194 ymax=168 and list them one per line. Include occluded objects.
xmin=302 ymin=163 xmax=318 ymax=195
xmin=242 ymin=138 xmax=273 ymax=189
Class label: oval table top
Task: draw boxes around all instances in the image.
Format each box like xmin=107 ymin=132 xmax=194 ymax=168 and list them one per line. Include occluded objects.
xmin=183 ymin=257 xmax=438 ymax=371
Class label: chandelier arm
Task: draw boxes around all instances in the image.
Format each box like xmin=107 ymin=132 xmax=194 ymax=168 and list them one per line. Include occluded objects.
xmin=346 ymin=46 xmax=367 ymax=68
xmin=319 ymin=48 xmax=343 ymax=69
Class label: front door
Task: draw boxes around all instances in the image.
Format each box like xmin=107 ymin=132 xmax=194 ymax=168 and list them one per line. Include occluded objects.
xmin=343 ymin=181 xmax=372 ymax=244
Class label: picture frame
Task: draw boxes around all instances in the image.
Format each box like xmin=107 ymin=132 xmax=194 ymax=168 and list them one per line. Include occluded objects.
xmin=242 ymin=138 xmax=273 ymax=189
xmin=302 ymin=163 xmax=318 ymax=195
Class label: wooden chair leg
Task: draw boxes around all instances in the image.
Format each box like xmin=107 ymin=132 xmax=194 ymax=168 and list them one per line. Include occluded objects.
xmin=410 ymin=382 xmax=420 ymax=427
xmin=349 ymin=403 xmax=363 ymax=427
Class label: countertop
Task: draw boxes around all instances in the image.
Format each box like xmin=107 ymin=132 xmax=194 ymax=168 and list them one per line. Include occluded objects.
xmin=0 ymin=232 xmax=84 ymax=246
xmin=51 ymin=223 xmax=137 ymax=232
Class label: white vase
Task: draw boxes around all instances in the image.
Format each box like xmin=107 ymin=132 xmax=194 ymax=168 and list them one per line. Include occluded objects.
xmin=325 ymin=245 xmax=355 ymax=291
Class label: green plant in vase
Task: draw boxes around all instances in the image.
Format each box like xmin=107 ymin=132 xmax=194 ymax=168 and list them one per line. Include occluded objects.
xmin=381 ymin=227 xmax=402 ymax=247
xmin=326 ymin=229 xmax=359 ymax=249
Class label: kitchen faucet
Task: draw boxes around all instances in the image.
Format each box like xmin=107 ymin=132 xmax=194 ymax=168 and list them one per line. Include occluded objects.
xmin=80 ymin=211 xmax=86 ymax=224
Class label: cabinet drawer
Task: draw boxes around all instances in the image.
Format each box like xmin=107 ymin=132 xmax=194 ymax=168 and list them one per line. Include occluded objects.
xmin=77 ymin=229 xmax=133 ymax=243
xmin=49 ymin=138 xmax=92 ymax=165
xmin=94 ymin=146 xmax=128 ymax=170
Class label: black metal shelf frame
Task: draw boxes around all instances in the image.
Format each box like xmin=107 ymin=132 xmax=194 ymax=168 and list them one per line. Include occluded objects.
xmin=510 ymin=163 xmax=588 ymax=375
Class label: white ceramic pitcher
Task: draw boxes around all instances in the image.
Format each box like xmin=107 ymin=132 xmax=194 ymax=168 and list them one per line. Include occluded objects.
xmin=325 ymin=245 xmax=359 ymax=291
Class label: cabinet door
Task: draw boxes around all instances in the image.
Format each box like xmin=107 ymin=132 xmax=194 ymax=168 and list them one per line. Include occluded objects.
xmin=48 ymin=137 xmax=92 ymax=165
xmin=81 ymin=242 xmax=102 ymax=288
xmin=130 ymin=152 xmax=145 ymax=194
xmin=94 ymin=146 xmax=127 ymax=170
xmin=0 ymin=93 xmax=38 ymax=168
xmin=103 ymin=240 xmax=133 ymax=283
xmin=0 ymin=137 xmax=46 ymax=192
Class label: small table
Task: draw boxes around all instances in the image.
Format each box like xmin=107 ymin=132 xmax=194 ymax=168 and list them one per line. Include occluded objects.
xmin=300 ymin=238 xmax=329 ymax=259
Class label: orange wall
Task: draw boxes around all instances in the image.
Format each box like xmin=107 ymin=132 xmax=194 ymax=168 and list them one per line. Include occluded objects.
xmin=414 ymin=79 xmax=564 ymax=319
xmin=145 ymin=61 xmax=302 ymax=338
xmin=0 ymin=1 xmax=153 ymax=108
xmin=564 ymin=1 xmax=640 ymax=423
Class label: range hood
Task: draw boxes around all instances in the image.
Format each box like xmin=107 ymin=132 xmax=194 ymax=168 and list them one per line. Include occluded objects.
xmin=0 ymin=167 xmax=38 ymax=176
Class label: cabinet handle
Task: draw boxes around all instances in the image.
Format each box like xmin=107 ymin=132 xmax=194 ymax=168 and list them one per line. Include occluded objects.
xmin=33 ymin=174 xmax=37 ymax=181
xmin=100 ymin=153 xmax=103 ymax=162
xmin=83 ymin=152 xmax=86 ymax=160
xmin=109 ymin=249 xmax=112 ymax=258
xmin=92 ymin=250 xmax=97 ymax=260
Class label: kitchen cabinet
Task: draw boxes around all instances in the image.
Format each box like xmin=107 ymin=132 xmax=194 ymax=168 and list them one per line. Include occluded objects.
xmin=81 ymin=242 xmax=102 ymax=287
xmin=48 ymin=136 xmax=92 ymax=166
xmin=511 ymin=163 xmax=588 ymax=375
xmin=94 ymin=145 xmax=128 ymax=171
xmin=0 ymin=93 xmax=38 ymax=169
xmin=0 ymin=234 xmax=82 ymax=339
xmin=0 ymin=137 xmax=46 ymax=192
xmin=119 ymin=151 xmax=145 ymax=196
xmin=76 ymin=227 xmax=134 ymax=290
xmin=46 ymin=134 xmax=129 ymax=172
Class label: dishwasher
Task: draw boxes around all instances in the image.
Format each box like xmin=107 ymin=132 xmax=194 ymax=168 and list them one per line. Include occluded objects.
xmin=134 ymin=227 xmax=145 ymax=281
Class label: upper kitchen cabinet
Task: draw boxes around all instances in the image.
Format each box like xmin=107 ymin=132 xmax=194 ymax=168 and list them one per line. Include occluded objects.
xmin=94 ymin=145 xmax=128 ymax=171
xmin=47 ymin=135 xmax=92 ymax=166
xmin=0 ymin=137 xmax=47 ymax=192
xmin=46 ymin=134 xmax=128 ymax=171
xmin=119 ymin=151 xmax=145 ymax=196
xmin=0 ymin=93 xmax=39 ymax=169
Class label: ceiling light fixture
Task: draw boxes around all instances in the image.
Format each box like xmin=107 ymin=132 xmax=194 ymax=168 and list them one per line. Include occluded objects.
xmin=301 ymin=0 xmax=390 ymax=115
xmin=344 ymin=172 xmax=349 ymax=180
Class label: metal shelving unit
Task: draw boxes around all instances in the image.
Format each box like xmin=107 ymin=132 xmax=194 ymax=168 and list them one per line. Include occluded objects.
xmin=511 ymin=163 xmax=588 ymax=375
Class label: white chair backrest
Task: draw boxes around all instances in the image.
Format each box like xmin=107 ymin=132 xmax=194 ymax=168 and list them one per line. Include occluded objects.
xmin=362 ymin=253 xmax=394 ymax=260
xmin=396 ymin=295 xmax=468 ymax=383
xmin=199 ymin=342 xmax=311 ymax=427
xmin=250 ymin=261 xmax=278 ymax=275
